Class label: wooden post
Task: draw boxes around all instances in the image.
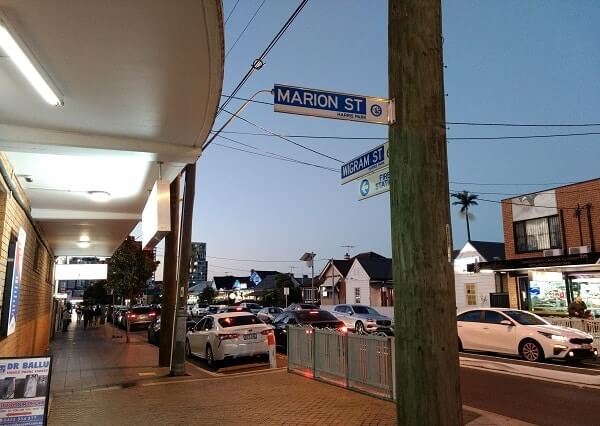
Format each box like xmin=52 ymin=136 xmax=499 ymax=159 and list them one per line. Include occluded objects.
xmin=158 ymin=175 xmax=180 ymax=367
xmin=170 ymin=163 xmax=196 ymax=376
xmin=388 ymin=0 xmax=463 ymax=423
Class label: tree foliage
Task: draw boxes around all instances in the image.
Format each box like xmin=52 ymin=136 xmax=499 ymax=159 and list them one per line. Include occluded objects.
xmin=106 ymin=237 xmax=157 ymax=303
xmin=200 ymin=286 xmax=217 ymax=304
xmin=83 ymin=280 xmax=111 ymax=305
xmin=262 ymin=273 xmax=302 ymax=307
xmin=451 ymin=190 xmax=479 ymax=241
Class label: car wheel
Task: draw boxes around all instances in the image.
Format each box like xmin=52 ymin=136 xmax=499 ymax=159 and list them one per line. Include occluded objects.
xmin=355 ymin=321 xmax=365 ymax=334
xmin=206 ymin=344 xmax=217 ymax=369
xmin=185 ymin=339 xmax=191 ymax=358
xmin=520 ymin=340 xmax=544 ymax=362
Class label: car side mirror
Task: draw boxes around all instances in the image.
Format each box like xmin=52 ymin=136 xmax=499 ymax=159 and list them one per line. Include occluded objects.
xmin=500 ymin=320 xmax=513 ymax=326
xmin=348 ymin=312 xmax=354 ymax=316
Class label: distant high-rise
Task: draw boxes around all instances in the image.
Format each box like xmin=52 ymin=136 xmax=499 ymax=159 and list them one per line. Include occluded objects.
xmin=189 ymin=242 xmax=208 ymax=286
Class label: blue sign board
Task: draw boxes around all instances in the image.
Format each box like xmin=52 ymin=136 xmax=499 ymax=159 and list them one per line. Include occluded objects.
xmin=273 ymin=84 xmax=394 ymax=125
xmin=340 ymin=142 xmax=388 ymax=185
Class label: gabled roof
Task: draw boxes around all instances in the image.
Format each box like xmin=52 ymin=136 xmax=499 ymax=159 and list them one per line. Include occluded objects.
xmin=468 ymin=241 xmax=505 ymax=261
xmin=332 ymin=260 xmax=353 ymax=277
xmin=252 ymin=270 xmax=279 ymax=278
xmin=320 ymin=252 xmax=388 ymax=280
xmin=354 ymin=252 xmax=392 ymax=281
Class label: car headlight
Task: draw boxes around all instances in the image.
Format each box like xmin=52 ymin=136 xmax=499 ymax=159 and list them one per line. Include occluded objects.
xmin=538 ymin=331 xmax=568 ymax=342
xmin=366 ymin=318 xmax=376 ymax=323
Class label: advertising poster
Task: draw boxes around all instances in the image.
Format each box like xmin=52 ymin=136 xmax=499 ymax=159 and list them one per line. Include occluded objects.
xmin=0 ymin=356 xmax=52 ymax=425
xmin=2 ymin=228 xmax=27 ymax=337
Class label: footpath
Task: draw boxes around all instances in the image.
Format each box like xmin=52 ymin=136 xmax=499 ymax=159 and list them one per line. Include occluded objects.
xmin=47 ymin=319 xmax=532 ymax=425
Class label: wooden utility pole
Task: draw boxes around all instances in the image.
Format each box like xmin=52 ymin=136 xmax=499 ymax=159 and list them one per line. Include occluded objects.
xmin=388 ymin=1 xmax=463 ymax=424
xmin=170 ymin=163 xmax=196 ymax=376
xmin=158 ymin=175 xmax=180 ymax=367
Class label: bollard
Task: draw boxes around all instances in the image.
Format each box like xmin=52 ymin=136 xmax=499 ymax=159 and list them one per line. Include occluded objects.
xmin=267 ymin=332 xmax=277 ymax=368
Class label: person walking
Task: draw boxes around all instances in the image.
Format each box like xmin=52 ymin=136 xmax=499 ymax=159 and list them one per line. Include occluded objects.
xmin=83 ymin=305 xmax=93 ymax=329
xmin=93 ymin=305 xmax=101 ymax=327
xmin=568 ymin=296 xmax=588 ymax=318
xmin=99 ymin=305 xmax=106 ymax=325
xmin=76 ymin=306 xmax=83 ymax=322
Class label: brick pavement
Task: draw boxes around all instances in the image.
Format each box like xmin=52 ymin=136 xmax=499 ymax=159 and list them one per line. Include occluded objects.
xmin=47 ymin=318 xmax=526 ymax=425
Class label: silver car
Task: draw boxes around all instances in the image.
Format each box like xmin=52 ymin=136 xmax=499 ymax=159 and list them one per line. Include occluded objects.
xmin=257 ymin=307 xmax=283 ymax=323
xmin=332 ymin=304 xmax=394 ymax=335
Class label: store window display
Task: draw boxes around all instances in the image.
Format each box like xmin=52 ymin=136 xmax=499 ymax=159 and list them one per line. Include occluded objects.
xmin=529 ymin=272 xmax=567 ymax=316
xmin=570 ymin=275 xmax=600 ymax=318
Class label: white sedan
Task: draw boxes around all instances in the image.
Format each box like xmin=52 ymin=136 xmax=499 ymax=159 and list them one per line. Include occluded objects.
xmin=457 ymin=308 xmax=598 ymax=362
xmin=185 ymin=312 xmax=273 ymax=368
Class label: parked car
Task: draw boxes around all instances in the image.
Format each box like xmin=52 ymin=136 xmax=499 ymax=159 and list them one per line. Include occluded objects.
xmin=185 ymin=312 xmax=273 ymax=368
xmin=207 ymin=305 xmax=226 ymax=315
xmin=114 ymin=308 xmax=128 ymax=328
xmin=219 ymin=306 xmax=253 ymax=313
xmin=457 ymin=308 xmax=598 ymax=362
xmin=237 ymin=302 xmax=263 ymax=314
xmin=123 ymin=306 xmax=157 ymax=330
xmin=191 ymin=303 xmax=209 ymax=317
xmin=283 ymin=303 xmax=319 ymax=312
xmin=332 ymin=304 xmax=394 ymax=335
xmin=257 ymin=307 xmax=283 ymax=323
xmin=272 ymin=309 xmax=346 ymax=353
xmin=148 ymin=318 xmax=197 ymax=346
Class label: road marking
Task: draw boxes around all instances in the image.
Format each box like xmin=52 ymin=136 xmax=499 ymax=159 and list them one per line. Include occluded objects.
xmin=141 ymin=367 xmax=287 ymax=388
xmin=185 ymin=360 xmax=221 ymax=377
xmin=137 ymin=372 xmax=157 ymax=377
xmin=462 ymin=405 xmax=535 ymax=426
xmin=460 ymin=354 xmax=600 ymax=374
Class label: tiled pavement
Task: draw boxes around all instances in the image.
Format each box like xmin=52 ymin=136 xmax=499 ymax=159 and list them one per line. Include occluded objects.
xmin=47 ymin=319 xmax=530 ymax=425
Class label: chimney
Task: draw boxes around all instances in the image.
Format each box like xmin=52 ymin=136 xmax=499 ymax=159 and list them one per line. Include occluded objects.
xmin=303 ymin=274 xmax=308 ymax=279
xmin=344 ymin=252 xmax=350 ymax=260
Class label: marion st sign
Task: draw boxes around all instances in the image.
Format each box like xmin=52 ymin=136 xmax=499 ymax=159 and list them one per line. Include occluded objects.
xmin=273 ymin=84 xmax=394 ymax=125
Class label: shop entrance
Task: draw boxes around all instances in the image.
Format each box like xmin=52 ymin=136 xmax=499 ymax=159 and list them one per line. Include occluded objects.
xmin=518 ymin=276 xmax=530 ymax=311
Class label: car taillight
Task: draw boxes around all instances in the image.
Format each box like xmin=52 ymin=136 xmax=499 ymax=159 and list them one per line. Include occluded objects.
xmin=260 ymin=329 xmax=273 ymax=336
xmin=339 ymin=325 xmax=348 ymax=333
xmin=128 ymin=313 xmax=136 ymax=318
xmin=308 ymin=311 xmax=319 ymax=314
xmin=218 ymin=333 xmax=240 ymax=341
xmin=149 ymin=312 xmax=156 ymax=317
xmin=305 ymin=329 xmax=313 ymax=335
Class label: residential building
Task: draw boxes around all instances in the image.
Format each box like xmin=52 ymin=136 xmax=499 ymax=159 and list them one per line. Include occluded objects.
xmin=476 ymin=178 xmax=600 ymax=317
xmin=319 ymin=259 xmax=353 ymax=305
xmin=453 ymin=241 xmax=505 ymax=311
xmin=189 ymin=242 xmax=208 ymax=286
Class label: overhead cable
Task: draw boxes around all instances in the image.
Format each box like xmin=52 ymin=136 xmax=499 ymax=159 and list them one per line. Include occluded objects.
xmin=225 ymin=0 xmax=267 ymax=58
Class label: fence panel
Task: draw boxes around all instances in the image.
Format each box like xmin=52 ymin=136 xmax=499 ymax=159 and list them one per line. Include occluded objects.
xmin=314 ymin=329 xmax=347 ymax=381
xmin=347 ymin=333 xmax=394 ymax=399
xmin=287 ymin=326 xmax=314 ymax=374
xmin=546 ymin=317 xmax=600 ymax=340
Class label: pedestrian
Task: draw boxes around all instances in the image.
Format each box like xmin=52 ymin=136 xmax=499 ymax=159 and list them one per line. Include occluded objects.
xmin=76 ymin=306 xmax=82 ymax=322
xmin=568 ymin=296 xmax=588 ymax=318
xmin=83 ymin=305 xmax=93 ymax=329
xmin=61 ymin=305 xmax=70 ymax=332
xmin=99 ymin=305 xmax=106 ymax=325
xmin=94 ymin=305 xmax=102 ymax=327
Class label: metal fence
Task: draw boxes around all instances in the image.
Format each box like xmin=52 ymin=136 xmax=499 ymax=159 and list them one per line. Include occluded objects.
xmin=546 ymin=317 xmax=600 ymax=340
xmin=287 ymin=326 xmax=395 ymax=400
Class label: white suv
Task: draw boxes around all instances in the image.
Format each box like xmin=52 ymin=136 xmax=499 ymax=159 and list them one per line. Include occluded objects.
xmin=332 ymin=304 xmax=393 ymax=335
xmin=457 ymin=308 xmax=598 ymax=362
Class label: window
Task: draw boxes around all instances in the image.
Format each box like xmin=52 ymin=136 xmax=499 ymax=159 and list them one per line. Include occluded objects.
xmin=514 ymin=215 xmax=561 ymax=253
xmin=334 ymin=305 xmax=346 ymax=313
xmin=354 ymin=288 xmax=361 ymax=304
xmin=484 ymin=311 xmax=507 ymax=324
xmin=457 ymin=310 xmax=483 ymax=322
xmin=504 ymin=310 xmax=548 ymax=326
xmin=218 ymin=315 xmax=260 ymax=328
xmin=466 ymin=283 xmax=477 ymax=306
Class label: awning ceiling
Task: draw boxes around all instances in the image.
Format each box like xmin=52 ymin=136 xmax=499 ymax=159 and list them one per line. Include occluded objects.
xmin=0 ymin=0 xmax=224 ymax=256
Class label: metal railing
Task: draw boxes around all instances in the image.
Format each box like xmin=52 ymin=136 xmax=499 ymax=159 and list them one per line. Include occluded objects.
xmin=546 ymin=317 xmax=600 ymax=340
xmin=287 ymin=326 xmax=395 ymax=400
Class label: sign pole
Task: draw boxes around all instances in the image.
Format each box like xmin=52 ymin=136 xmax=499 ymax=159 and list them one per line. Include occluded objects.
xmin=389 ymin=0 xmax=462 ymax=423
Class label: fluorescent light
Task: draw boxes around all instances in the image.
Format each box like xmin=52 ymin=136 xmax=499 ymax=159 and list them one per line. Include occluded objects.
xmin=0 ymin=13 xmax=63 ymax=106
xmin=77 ymin=236 xmax=90 ymax=249
xmin=87 ymin=191 xmax=111 ymax=202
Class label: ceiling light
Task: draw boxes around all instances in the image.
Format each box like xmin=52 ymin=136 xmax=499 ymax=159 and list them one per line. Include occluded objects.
xmin=77 ymin=236 xmax=90 ymax=249
xmin=87 ymin=191 xmax=111 ymax=202
xmin=0 ymin=12 xmax=63 ymax=106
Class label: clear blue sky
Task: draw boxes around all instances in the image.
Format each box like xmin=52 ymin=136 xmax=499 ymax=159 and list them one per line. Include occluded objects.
xmin=192 ymin=0 xmax=600 ymax=279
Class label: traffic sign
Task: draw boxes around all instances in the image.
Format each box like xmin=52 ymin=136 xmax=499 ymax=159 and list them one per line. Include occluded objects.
xmin=357 ymin=166 xmax=390 ymax=201
xmin=273 ymin=84 xmax=395 ymax=125
xmin=340 ymin=142 xmax=388 ymax=185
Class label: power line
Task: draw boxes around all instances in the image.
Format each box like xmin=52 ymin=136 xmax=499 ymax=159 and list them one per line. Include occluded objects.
xmin=224 ymin=0 xmax=241 ymax=25
xmin=207 ymin=255 xmax=327 ymax=263
xmin=449 ymin=181 xmax=574 ymax=187
xmin=210 ymin=129 xmax=387 ymax=140
xmin=448 ymin=121 xmax=600 ymax=128
xmin=447 ymin=132 xmax=600 ymax=141
xmin=225 ymin=0 xmax=267 ymax=58
xmin=218 ymin=0 xmax=310 ymax=116
xmin=220 ymin=108 xmax=344 ymax=163
xmin=475 ymin=197 xmax=582 ymax=211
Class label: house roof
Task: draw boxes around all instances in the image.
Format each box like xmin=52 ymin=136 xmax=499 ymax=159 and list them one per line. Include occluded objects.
xmin=188 ymin=281 xmax=214 ymax=294
xmin=252 ymin=274 xmax=280 ymax=293
xmin=354 ymin=252 xmax=392 ymax=281
xmin=332 ymin=260 xmax=353 ymax=277
xmin=468 ymin=241 xmax=505 ymax=261
xmin=320 ymin=252 xmax=388 ymax=280
xmin=252 ymin=270 xmax=279 ymax=278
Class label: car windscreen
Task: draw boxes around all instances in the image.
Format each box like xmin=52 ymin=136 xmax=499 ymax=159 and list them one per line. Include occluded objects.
xmin=246 ymin=303 xmax=261 ymax=309
xmin=352 ymin=306 xmax=379 ymax=315
xmin=296 ymin=311 xmax=336 ymax=322
xmin=207 ymin=307 xmax=219 ymax=313
xmin=131 ymin=307 xmax=152 ymax=314
xmin=218 ymin=315 xmax=261 ymax=328
xmin=503 ymin=310 xmax=548 ymax=325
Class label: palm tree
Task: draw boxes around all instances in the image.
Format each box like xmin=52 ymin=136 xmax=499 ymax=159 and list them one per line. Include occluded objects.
xmin=451 ymin=190 xmax=479 ymax=242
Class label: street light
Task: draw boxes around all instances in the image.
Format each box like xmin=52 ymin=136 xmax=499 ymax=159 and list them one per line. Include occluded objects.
xmin=300 ymin=252 xmax=316 ymax=304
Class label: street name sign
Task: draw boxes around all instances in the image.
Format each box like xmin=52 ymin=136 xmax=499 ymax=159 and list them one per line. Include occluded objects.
xmin=273 ymin=84 xmax=394 ymax=125
xmin=357 ymin=166 xmax=390 ymax=201
xmin=340 ymin=142 xmax=388 ymax=185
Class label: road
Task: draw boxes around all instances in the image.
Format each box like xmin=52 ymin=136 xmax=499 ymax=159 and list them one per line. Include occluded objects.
xmin=460 ymin=366 xmax=600 ymax=425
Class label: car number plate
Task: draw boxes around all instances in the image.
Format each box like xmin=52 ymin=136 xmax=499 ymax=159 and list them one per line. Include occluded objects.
xmin=243 ymin=333 xmax=257 ymax=340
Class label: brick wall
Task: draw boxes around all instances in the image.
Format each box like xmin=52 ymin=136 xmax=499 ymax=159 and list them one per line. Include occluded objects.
xmin=502 ymin=178 xmax=600 ymax=260
xmin=0 ymin=153 xmax=54 ymax=357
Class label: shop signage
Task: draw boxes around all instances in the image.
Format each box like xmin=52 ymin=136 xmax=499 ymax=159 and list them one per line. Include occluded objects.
xmin=472 ymin=252 xmax=600 ymax=272
xmin=1 ymin=228 xmax=26 ymax=337
xmin=0 ymin=356 xmax=52 ymax=425
xmin=358 ymin=166 xmax=390 ymax=201
xmin=273 ymin=84 xmax=395 ymax=125
xmin=141 ymin=180 xmax=170 ymax=250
